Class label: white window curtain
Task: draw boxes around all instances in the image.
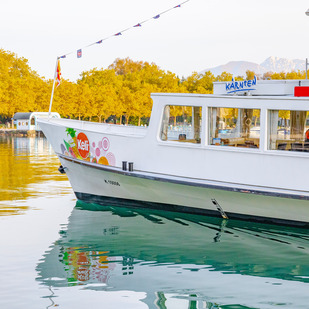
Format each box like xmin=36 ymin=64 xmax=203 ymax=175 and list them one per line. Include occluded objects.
xmin=268 ymin=110 xmax=279 ymax=150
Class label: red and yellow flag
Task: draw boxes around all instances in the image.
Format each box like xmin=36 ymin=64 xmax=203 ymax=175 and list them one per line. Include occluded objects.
xmin=56 ymin=59 xmax=62 ymax=87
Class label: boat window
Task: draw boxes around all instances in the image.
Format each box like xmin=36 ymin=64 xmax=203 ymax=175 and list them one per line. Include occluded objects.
xmin=268 ymin=110 xmax=309 ymax=152
xmin=209 ymin=107 xmax=260 ymax=148
xmin=160 ymin=105 xmax=202 ymax=144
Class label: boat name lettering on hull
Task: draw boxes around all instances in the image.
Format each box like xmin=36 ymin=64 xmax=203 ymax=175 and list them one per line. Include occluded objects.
xmin=104 ymin=179 xmax=120 ymax=186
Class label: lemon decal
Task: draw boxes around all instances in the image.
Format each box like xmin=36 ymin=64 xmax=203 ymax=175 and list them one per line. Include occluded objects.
xmin=98 ymin=156 xmax=109 ymax=165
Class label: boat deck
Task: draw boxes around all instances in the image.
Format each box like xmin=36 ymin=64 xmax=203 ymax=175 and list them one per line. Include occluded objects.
xmin=40 ymin=118 xmax=148 ymax=137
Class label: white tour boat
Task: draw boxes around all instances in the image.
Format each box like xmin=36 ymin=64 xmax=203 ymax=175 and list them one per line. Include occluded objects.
xmin=38 ymin=78 xmax=309 ymax=227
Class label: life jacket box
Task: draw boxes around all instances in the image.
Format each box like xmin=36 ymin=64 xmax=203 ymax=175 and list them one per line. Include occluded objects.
xmin=294 ymin=86 xmax=309 ymax=97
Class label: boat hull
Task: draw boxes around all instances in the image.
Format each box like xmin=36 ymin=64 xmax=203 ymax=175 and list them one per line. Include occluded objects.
xmin=59 ymin=155 xmax=309 ymax=227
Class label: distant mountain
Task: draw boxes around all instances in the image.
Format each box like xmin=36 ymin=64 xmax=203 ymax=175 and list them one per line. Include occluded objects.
xmin=201 ymin=56 xmax=306 ymax=77
xmin=260 ymin=57 xmax=305 ymax=73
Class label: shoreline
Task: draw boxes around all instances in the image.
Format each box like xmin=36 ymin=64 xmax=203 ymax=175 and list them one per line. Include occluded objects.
xmin=0 ymin=129 xmax=45 ymax=137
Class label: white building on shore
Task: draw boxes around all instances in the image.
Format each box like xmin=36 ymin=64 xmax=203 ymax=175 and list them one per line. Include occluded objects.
xmin=13 ymin=112 xmax=60 ymax=131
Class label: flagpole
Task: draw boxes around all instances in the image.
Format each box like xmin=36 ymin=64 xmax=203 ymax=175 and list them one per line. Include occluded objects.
xmin=48 ymin=57 xmax=59 ymax=118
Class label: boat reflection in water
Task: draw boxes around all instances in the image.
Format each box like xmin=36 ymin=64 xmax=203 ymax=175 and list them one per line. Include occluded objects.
xmin=36 ymin=201 xmax=309 ymax=309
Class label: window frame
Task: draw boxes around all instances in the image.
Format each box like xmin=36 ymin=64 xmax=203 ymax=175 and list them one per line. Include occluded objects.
xmin=159 ymin=104 xmax=203 ymax=145
xmin=207 ymin=106 xmax=262 ymax=150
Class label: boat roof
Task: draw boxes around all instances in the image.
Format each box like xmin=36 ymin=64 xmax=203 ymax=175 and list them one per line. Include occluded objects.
xmin=152 ymin=79 xmax=309 ymax=98
xmin=213 ymin=78 xmax=309 ymax=96
xmin=151 ymin=92 xmax=307 ymax=100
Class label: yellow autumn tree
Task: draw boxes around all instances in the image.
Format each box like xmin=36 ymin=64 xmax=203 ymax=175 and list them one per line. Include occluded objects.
xmin=2 ymin=49 xmax=309 ymax=127
xmin=0 ymin=49 xmax=50 ymax=123
xmin=215 ymin=71 xmax=233 ymax=82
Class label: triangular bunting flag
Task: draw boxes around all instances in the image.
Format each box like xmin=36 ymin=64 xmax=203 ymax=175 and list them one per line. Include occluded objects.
xmin=77 ymin=49 xmax=82 ymax=58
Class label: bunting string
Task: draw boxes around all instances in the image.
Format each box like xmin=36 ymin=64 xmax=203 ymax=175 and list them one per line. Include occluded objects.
xmin=58 ymin=0 xmax=190 ymax=60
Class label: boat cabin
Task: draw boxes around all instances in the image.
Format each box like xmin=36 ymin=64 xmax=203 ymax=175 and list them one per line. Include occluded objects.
xmin=154 ymin=79 xmax=309 ymax=153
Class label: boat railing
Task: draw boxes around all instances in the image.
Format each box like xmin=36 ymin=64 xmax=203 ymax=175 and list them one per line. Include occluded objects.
xmin=47 ymin=118 xmax=148 ymax=137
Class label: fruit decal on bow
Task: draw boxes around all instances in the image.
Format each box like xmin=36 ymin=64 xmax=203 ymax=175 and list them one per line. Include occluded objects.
xmin=60 ymin=128 xmax=115 ymax=165
xmin=65 ymin=128 xmax=82 ymax=159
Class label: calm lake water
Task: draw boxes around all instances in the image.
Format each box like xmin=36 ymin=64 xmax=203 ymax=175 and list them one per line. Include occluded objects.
xmin=1 ymin=135 xmax=309 ymax=309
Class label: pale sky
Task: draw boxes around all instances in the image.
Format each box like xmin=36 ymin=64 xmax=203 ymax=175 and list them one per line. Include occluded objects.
xmin=2 ymin=0 xmax=309 ymax=81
